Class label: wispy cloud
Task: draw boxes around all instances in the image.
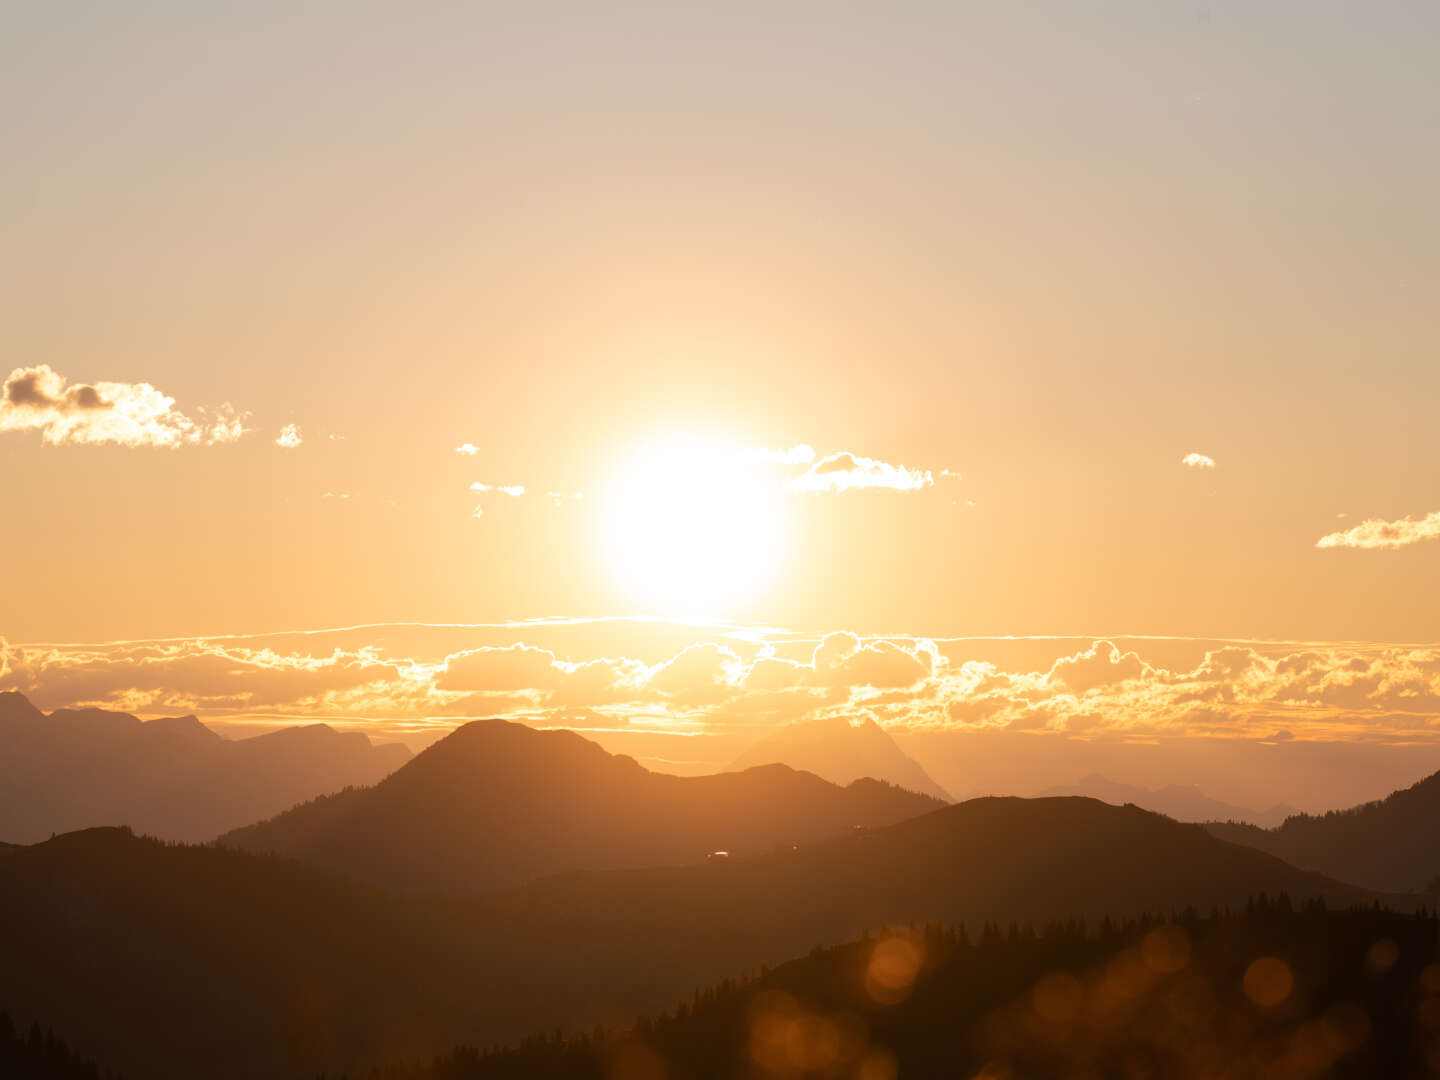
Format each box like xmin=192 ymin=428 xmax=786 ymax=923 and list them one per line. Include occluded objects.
xmin=1 ymin=365 xmax=245 ymax=448
xmin=1181 ymin=451 xmax=1216 ymax=469
xmin=792 ymin=451 xmax=933 ymax=493
xmin=1316 ymin=511 xmax=1440 ymax=551
xmin=471 ymin=482 xmax=525 ymax=496
xmin=275 ymin=423 xmax=302 ymax=449
xmin=455 ymin=443 xmax=478 ymax=456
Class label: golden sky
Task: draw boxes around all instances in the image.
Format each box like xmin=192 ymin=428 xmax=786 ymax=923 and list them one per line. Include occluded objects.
xmin=4 ymin=4 xmax=1440 ymax=801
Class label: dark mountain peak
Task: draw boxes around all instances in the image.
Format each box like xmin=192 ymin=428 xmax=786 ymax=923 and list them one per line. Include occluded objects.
xmin=0 ymin=690 xmax=44 ymax=725
xmin=45 ymin=705 xmax=145 ymax=732
xmin=140 ymin=714 xmax=221 ymax=742
xmin=221 ymin=720 xmax=943 ymax=894
xmin=393 ymin=717 xmax=642 ymax=784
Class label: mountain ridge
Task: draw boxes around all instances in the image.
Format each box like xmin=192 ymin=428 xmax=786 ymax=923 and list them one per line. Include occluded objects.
xmin=220 ymin=717 xmax=947 ymax=893
xmin=0 ymin=691 xmax=411 ymax=843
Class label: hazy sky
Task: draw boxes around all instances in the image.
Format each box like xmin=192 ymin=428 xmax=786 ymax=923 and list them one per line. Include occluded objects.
xmin=4 ymin=4 xmax=1440 ymax=789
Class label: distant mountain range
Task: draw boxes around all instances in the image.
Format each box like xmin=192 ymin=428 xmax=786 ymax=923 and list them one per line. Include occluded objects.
xmin=727 ymin=715 xmax=952 ymax=801
xmin=1 ymin=797 xmax=1387 ymax=1079
xmin=0 ymin=690 xmax=409 ymax=843
xmin=220 ymin=717 xmax=945 ymax=893
xmin=1207 ymin=767 xmax=1440 ymax=893
xmin=1042 ymin=773 xmax=1296 ymax=828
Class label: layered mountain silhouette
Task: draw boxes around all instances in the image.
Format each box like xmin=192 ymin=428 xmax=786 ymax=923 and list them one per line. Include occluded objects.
xmin=1207 ymin=766 xmax=1440 ymax=893
xmin=1 ymin=798 xmax=1388 ymax=1079
xmin=1043 ymin=773 xmax=1296 ymax=828
xmin=0 ymin=690 xmax=409 ymax=843
xmin=219 ymin=718 xmax=945 ymax=893
xmin=727 ymin=715 xmax=951 ymax=801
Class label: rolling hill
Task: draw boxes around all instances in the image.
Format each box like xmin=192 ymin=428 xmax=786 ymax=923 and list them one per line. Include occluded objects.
xmin=1206 ymin=767 xmax=1440 ymax=893
xmin=219 ymin=717 xmax=945 ymax=893
xmin=0 ymin=796 xmax=1392 ymax=1079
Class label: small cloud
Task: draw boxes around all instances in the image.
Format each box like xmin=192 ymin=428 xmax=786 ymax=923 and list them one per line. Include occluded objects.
xmin=1316 ymin=510 xmax=1440 ymax=551
xmin=547 ymin=491 xmax=584 ymax=505
xmin=456 ymin=443 xmax=478 ymax=456
xmin=470 ymin=482 xmax=525 ymax=496
xmin=792 ymin=451 xmax=933 ymax=494
xmin=321 ymin=492 xmax=353 ymax=500
xmin=1181 ymin=451 xmax=1216 ymax=469
xmin=275 ymin=424 xmax=302 ymax=449
xmin=1 ymin=365 xmax=246 ymax=448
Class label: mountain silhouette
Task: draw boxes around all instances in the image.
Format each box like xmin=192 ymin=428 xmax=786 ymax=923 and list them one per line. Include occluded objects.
xmin=1206 ymin=766 xmax=1440 ymax=893
xmin=219 ymin=718 xmax=945 ymax=893
xmin=0 ymin=798 xmax=1390 ymax=1079
xmin=0 ymin=691 xmax=410 ymax=843
xmin=1043 ymin=773 xmax=1296 ymax=828
xmin=727 ymin=715 xmax=951 ymax=801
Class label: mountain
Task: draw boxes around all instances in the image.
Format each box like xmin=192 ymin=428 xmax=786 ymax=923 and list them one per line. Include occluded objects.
xmin=400 ymin=902 xmax=1439 ymax=1079
xmin=1206 ymin=767 xmax=1440 ymax=893
xmin=1043 ymin=773 xmax=1296 ymax=828
xmin=0 ymin=692 xmax=410 ymax=843
xmin=1 ymin=798 xmax=1390 ymax=1079
xmin=219 ymin=718 xmax=945 ymax=893
xmin=727 ymin=715 xmax=951 ymax=801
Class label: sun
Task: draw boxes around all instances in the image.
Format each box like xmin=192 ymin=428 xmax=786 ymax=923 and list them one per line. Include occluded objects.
xmin=601 ymin=437 xmax=789 ymax=615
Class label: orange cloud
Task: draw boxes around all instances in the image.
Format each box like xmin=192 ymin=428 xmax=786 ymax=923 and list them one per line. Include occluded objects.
xmin=1316 ymin=511 xmax=1440 ymax=550
xmin=1 ymin=365 xmax=245 ymax=448
xmin=791 ymin=452 xmax=933 ymax=493
xmin=10 ymin=631 xmax=1440 ymax=748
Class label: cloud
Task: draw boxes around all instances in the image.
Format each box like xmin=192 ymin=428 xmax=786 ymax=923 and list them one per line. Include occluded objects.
xmin=470 ymin=482 xmax=525 ymax=496
xmin=1 ymin=365 xmax=245 ymax=448
xmin=1047 ymin=640 xmax=1150 ymax=694
xmin=455 ymin=443 xmax=479 ymax=456
xmin=15 ymin=630 xmax=1440 ymax=749
xmin=791 ymin=452 xmax=934 ymax=494
xmin=1316 ymin=511 xmax=1440 ymax=551
xmin=1181 ymin=452 xmax=1216 ymax=469
xmin=275 ymin=423 xmax=302 ymax=449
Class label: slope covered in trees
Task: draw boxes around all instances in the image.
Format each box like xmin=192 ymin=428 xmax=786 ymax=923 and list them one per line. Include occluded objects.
xmin=219 ymin=718 xmax=945 ymax=893
xmin=1206 ymin=768 xmax=1440 ymax=893
xmin=0 ymin=797 xmax=1394 ymax=1079
xmin=0 ymin=1010 xmax=120 ymax=1080
xmin=361 ymin=902 xmax=1440 ymax=1080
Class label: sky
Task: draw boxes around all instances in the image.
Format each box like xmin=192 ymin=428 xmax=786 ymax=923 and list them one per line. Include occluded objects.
xmin=4 ymin=3 xmax=1440 ymax=806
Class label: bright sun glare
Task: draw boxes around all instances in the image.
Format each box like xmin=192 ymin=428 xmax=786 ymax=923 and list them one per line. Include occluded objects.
xmin=602 ymin=438 xmax=789 ymax=615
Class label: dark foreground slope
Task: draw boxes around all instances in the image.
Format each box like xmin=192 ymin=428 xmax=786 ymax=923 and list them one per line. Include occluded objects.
xmin=392 ymin=903 xmax=1440 ymax=1080
xmin=0 ymin=691 xmax=409 ymax=843
xmin=0 ymin=800 xmax=1394 ymax=1079
xmin=220 ymin=718 xmax=944 ymax=893
xmin=1207 ymin=768 xmax=1440 ymax=893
